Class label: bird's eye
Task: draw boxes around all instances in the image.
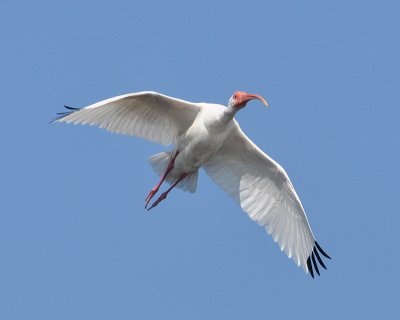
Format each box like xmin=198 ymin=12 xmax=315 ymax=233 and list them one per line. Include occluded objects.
xmin=233 ymin=95 xmax=237 ymax=99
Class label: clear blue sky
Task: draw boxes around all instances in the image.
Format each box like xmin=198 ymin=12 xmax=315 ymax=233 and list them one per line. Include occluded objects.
xmin=1 ymin=0 xmax=399 ymax=319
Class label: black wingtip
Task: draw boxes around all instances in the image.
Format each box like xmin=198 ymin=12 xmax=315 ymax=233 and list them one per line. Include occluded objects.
xmin=306 ymin=257 xmax=314 ymax=278
xmin=306 ymin=241 xmax=331 ymax=278
xmin=50 ymin=105 xmax=81 ymax=123
xmin=315 ymin=241 xmax=331 ymax=259
xmin=311 ymin=252 xmax=320 ymax=276
xmin=64 ymin=105 xmax=81 ymax=111
xmin=313 ymin=247 xmax=327 ymax=270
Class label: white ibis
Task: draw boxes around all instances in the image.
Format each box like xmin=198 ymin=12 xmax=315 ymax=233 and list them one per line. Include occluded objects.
xmin=54 ymin=91 xmax=331 ymax=277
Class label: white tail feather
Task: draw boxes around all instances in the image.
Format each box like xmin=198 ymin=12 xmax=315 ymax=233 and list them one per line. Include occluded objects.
xmin=148 ymin=152 xmax=171 ymax=177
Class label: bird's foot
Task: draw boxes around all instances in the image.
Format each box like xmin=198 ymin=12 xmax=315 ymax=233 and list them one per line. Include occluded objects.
xmin=145 ymin=187 xmax=159 ymax=209
xmin=146 ymin=191 xmax=168 ymax=211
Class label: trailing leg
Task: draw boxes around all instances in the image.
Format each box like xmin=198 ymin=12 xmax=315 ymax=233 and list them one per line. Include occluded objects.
xmin=147 ymin=173 xmax=188 ymax=211
xmin=145 ymin=151 xmax=179 ymax=208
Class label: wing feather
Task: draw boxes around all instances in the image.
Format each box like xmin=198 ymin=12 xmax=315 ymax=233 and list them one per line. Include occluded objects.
xmin=204 ymin=122 xmax=330 ymax=275
xmin=54 ymin=91 xmax=200 ymax=146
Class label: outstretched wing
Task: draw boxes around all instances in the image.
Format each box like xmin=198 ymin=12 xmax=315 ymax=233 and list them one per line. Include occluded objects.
xmin=204 ymin=122 xmax=330 ymax=277
xmin=54 ymin=91 xmax=201 ymax=146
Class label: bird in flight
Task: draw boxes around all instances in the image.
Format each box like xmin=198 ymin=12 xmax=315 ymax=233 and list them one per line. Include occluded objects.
xmin=54 ymin=90 xmax=331 ymax=277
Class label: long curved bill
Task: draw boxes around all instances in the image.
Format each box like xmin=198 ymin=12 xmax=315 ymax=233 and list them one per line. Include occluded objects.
xmin=244 ymin=93 xmax=270 ymax=108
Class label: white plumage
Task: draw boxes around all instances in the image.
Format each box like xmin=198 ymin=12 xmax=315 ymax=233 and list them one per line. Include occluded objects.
xmin=54 ymin=90 xmax=331 ymax=277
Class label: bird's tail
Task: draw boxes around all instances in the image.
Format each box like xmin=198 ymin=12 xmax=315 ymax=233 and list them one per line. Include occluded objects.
xmin=148 ymin=152 xmax=198 ymax=193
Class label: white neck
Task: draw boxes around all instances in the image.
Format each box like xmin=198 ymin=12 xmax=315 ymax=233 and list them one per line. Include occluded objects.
xmin=220 ymin=105 xmax=239 ymax=125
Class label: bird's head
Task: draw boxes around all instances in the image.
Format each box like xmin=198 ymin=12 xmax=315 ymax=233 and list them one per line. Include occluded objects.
xmin=228 ymin=91 xmax=269 ymax=109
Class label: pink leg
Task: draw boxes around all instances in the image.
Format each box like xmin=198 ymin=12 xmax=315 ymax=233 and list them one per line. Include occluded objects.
xmin=147 ymin=173 xmax=188 ymax=211
xmin=145 ymin=151 xmax=179 ymax=209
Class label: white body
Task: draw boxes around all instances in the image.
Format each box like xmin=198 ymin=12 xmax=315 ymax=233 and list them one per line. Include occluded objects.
xmin=174 ymin=103 xmax=233 ymax=174
xmin=55 ymin=91 xmax=330 ymax=276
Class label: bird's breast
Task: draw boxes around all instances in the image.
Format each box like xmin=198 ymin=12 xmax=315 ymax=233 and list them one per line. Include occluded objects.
xmin=175 ymin=109 xmax=233 ymax=173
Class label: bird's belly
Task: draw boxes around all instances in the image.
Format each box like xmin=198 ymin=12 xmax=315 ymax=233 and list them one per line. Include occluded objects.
xmin=175 ymin=130 xmax=226 ymax=173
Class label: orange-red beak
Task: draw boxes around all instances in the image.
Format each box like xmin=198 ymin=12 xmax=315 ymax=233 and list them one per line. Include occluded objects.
xmin=242 ymin=93 xmax=269 ymax=108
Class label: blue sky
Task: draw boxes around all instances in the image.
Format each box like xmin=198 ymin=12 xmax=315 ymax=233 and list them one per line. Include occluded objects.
xmin=1 ymin=0 xmax=399 ymax=319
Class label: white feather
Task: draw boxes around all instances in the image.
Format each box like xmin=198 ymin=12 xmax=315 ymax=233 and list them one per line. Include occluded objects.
xmin=56 ymin=91 xmax=200 ymax=146
xmin=204 ymin=121 xmax=316 ymax=272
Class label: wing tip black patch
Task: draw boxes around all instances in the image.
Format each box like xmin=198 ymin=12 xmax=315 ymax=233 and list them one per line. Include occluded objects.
xmin=50 ymin=105 xmax=81 ymax=123
xmin=307 ymin=241 xmax=331 ymax=279
xmin=315 ymin=241 xmax=331 ymax=259
xmin=306 ymin=256 xmax=314 ymax=278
